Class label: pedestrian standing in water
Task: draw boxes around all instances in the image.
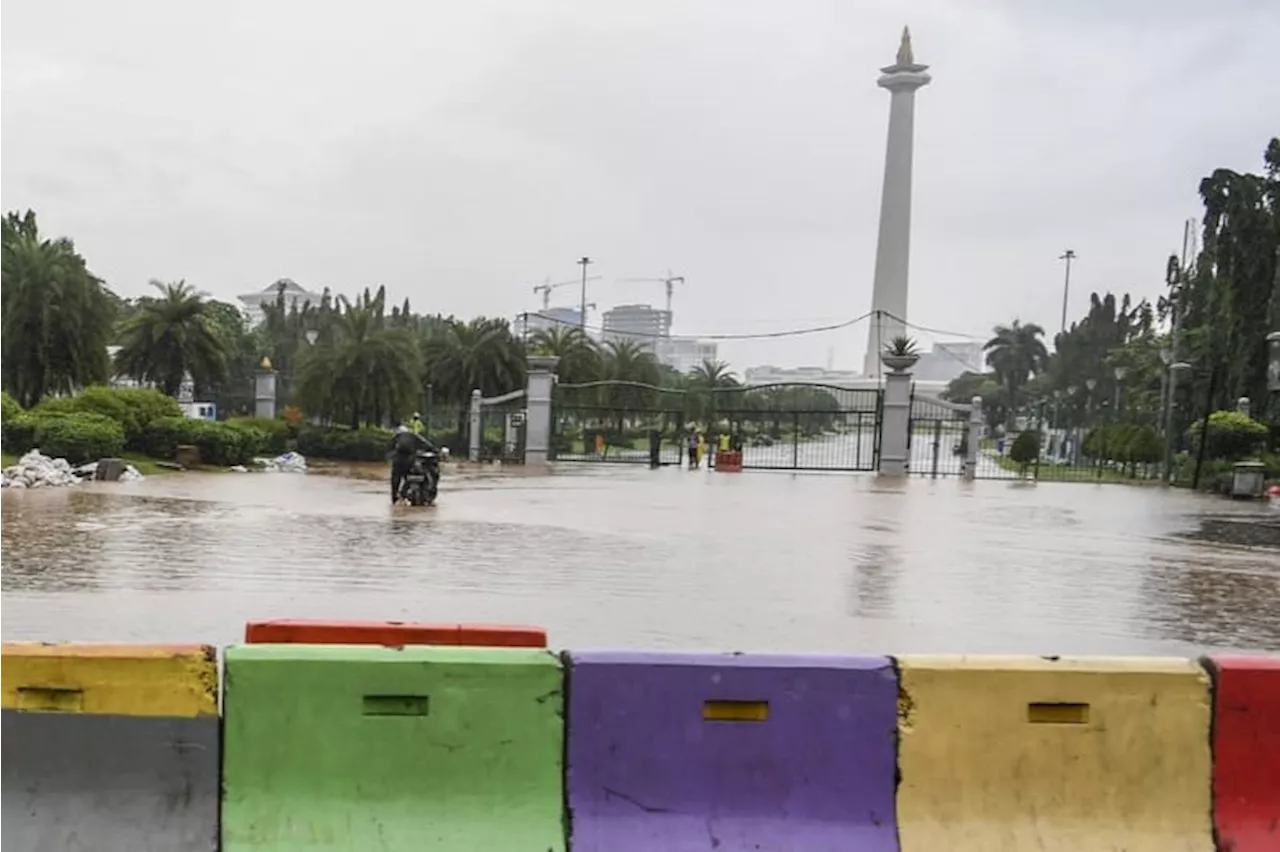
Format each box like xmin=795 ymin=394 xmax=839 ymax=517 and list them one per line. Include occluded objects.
xmin=687 ymin=432 xmax=699 ymax=469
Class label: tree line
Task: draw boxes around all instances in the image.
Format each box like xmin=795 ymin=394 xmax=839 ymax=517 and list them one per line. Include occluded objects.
xmin=944 ymin=138 xmax=1279 ymax=458
xmin=3 ymin=210 xmax=813 ymax=430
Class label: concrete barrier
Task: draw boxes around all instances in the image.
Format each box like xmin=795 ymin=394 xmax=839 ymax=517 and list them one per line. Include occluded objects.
xmin=221 ymin=644 xmax=565 ymax=850
xmin=895 ymin=655 xmax=1213 ymax=851
xmin=565 ymin=650 xmax=899 ymax=851
xmin=243 ymin=618 xmax=547 ymax=647
xmin=0 ymin=642 xmax=219 ymax=852
xmin=1207 ymin=655 xmax=1280 ymax=851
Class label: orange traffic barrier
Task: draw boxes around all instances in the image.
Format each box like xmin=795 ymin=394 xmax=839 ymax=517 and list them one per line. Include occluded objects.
xmin=243 ymin=620 xmax=547 ymax=648
xmin=715 ymin=450 xmax=743 ymax=473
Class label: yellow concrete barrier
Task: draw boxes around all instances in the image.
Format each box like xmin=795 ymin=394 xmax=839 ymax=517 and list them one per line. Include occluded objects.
xmin=895 ymin=655 xmax=1213 ymax=851
xmin=1 ymin=643 xmax=217 ymax=717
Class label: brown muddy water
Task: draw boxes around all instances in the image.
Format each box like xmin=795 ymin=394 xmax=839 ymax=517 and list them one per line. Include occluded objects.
xmin=2 ymin=466 xmax=1278 ymax=655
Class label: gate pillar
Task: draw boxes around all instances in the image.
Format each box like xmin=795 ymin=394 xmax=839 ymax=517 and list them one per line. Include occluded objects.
xmin=525 ymin=356 xmax=560 ymax=466
xmin=879 ymin=371 xmax=912 ymax=476
xmin=469 ymin=389 xmax=482 ymax=462
xmin=964 ymin=396 xmax=983 ymax=480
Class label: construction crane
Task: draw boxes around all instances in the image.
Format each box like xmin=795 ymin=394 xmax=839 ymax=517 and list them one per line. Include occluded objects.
xmin=532 ymin=275 xmax=600 ymax=310
xmin=617 ymin=271 xmax=685 ymax=315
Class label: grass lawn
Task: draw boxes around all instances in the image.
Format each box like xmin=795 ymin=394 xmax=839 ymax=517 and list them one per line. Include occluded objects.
xmin=1 ymin=451 xmax=178 ymax=476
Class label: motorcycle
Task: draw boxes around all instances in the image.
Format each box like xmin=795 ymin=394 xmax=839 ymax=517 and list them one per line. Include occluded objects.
xmin=400 ymin=448 xmax=443 ymax=506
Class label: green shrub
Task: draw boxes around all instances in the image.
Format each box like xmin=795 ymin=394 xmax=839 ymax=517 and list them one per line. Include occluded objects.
xmin=143 ymin=416 xmax=256 ymax=466
xmin=2 ymin=413 xmax=38 ymax=453
xmin=1187 ymin=410 xmax=1268 ymax=460
xmin=296 ymin=425 xmax=392 ymax=461
xmin=3 ymin=411 xmax=126 ymax=462
xmin=32 ymin=386 xmax=182 ymax=451
xmin=1009 ymin=429 xmax=1041 ymax=470
xmin=32 ymin=412 xmax=126 ymax=464
xmin=113 ymin=388 xmax=183 ymax=450
xmin=226 ymin=417 xmax=289 ymax=455
xmin=0 ymin=391 xmax=23 ymax=423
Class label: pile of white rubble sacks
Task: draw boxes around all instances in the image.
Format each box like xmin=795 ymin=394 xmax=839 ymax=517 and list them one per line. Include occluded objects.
xmin=2 ymin=449 xmax=310 ymax=487
xmin=0 ymin=450 xmax=143 ymax=489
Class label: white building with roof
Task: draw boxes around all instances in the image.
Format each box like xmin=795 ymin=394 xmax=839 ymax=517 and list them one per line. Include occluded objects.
xmin=237 ymin=279 xmax=323 ymax=327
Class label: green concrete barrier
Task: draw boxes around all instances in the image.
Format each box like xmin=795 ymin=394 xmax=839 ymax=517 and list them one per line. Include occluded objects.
xmin=221 ymin=644 xmax=565 ymax=851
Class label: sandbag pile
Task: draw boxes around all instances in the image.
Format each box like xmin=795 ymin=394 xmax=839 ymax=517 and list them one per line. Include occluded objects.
xmin=1 ymin=450 xmax=82 ymax=489
xmin=254 ymin=452 xmax=307 ymax=473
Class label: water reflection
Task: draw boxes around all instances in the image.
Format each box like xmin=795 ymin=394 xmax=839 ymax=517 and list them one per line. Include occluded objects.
xmin=2 ymin=469 xmax=1278 ymax=654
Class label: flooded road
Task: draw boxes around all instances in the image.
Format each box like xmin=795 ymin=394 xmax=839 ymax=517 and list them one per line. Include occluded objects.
xmin=3 ymin=466 xmax=1278 ymax=655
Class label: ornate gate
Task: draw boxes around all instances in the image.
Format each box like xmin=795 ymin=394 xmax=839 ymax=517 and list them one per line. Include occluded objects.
xmin=711 ymin=384 xmax=882 ymax=472
xmin=551 ymin=382 xmax=684 ymax=465
xmin=907 ymin=392 xmax=972 ymax=477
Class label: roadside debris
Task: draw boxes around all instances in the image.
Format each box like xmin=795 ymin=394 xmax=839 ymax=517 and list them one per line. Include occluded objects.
xmin=254 ymin=452 xmax=307 ymax=473
xmin=1 ymin=451 xmax=144 ymax=489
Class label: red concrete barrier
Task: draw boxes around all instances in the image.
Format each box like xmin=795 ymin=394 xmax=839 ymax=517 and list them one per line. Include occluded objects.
xmin=243 ymin=620 xmax=547 ymax=648
xmin=1208 ymin=655 xmax=1280 ymax=852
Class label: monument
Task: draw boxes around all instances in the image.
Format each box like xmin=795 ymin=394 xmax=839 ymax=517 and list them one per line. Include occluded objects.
xmin=863 ymin=27 xmax=931 ymax=379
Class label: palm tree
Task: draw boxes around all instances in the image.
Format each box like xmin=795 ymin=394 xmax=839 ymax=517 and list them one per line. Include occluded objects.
xmin=597 ymin=340 xmax=662 ymax=417
xmin=422 ymin=318 xmax=526 ymax=406
xmin=295 ymin=290 xmax=420 ymax=427
xmin=114 ymin=280 xmax=229 ymax=397
xmin=688 ymin=358 xmax=739 ymax=424
xmin=1 ymin=211 xmax=113 ymax=406
xmin=984 ymin=320 xmax=1048 ymax=425
xmin=529 ymin=326 xmax=600 ymax=385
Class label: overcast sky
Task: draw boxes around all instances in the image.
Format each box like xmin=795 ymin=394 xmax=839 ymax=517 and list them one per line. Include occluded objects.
xmin=3 ymin=0 xmax=1277 ymax=370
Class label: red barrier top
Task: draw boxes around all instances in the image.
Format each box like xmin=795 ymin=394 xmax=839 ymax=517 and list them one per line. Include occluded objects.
xmin=1209 ymin=655 xmax=1280 ymax=852
xmin=243 ymin=620 xmax=547 ymax=648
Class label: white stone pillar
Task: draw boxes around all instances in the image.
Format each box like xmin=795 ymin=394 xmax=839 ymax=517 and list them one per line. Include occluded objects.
xmin=524 ymin=355 xmax=560 ymax=466
xmin=964 ymin=395 xmax=983 ymax=480
xmin=879 ymin=370 xmax=912 ymax=477
xmin=468 ymin=389 xmax=482 ymax=462
xmin=863 ymin=28 xmax=931 ymax=379
xmin=254 ymin=364 xmax=278 ymax=420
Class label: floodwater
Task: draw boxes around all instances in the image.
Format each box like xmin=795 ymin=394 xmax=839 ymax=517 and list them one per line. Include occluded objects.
xmin=2 ymin=465 xmax=1278 ymax=656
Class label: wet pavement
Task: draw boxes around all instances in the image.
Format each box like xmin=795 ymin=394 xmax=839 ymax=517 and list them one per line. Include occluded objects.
xmin=2 ymin=465 xmax=1278 ymax=655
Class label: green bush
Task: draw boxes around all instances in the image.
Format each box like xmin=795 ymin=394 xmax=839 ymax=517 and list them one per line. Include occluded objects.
xmin=2 ymin=413 xmax=38 ymax=453
xmin=32 ymin=413 xmax=126 ymax=464
xmin=1009 ymin=429 xmax=1041 ymax=470
xmin=0 ymin=391 xmax=22 ymax=423
xmin=143 ymin=416 xmax=256 ymax=466
xmin=226 ymin=417 xmax=289 ymax=455
xmin=112 ymin=388 xmax=183 ymax=450
xmin=32 ymin=386 xmax=181 ymax=451
xmin=296 ymin=425 xmax=392 ymax=461
xmin=3 ymin=411 xmax=126 ymax=464
xmin=1187 ymin=410 xmax=1268 ymax=460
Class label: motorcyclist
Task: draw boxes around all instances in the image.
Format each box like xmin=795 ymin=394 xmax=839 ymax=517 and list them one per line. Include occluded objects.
xmin=410 ymin=412 xmax=425 ymax=435
xmin=389 ymin=423 xmax=437 ymax=504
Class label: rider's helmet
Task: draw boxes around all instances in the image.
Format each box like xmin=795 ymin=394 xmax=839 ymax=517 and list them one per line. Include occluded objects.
xmin=413 ymin=412 xmax=421 ymax=420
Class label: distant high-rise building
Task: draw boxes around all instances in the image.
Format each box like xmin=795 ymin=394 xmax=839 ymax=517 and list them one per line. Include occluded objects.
xmin=515 ymin=307 xmax=582 ymax=338
xmin=601 ymin=304 xmax=671 ymax=343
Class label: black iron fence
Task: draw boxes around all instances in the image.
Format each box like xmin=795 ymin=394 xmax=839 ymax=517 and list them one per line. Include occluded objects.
xmin=709 ymin=384 xmax=881 ymax=472
xmin=907 ymin=392 xmax=971 ymax=478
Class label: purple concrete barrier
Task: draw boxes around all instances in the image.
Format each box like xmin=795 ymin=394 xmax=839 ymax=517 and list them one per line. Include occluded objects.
xmin=566 ymin=650 xmax=899 ymax=851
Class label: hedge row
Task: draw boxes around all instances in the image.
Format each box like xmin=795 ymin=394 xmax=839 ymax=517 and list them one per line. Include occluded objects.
xmin=296 ymin=426 xmax=393 ymax=462
xmin=34 ymin=387 xmax=182 ymax=451
xmin=1 ymin=412 xmax=126 ymax=465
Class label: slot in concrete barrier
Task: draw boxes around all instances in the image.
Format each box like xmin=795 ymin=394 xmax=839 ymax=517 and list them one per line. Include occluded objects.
xmin=1207 ymin=655 xmax=1280 ymax=851
xmin=0 ymin=642 xmax=220 ymax=852
xmin=221 ymin=644 xmax=565 ymax=850
xmin=566 ymin=650 xmax=899 ymax=851
xmin=244 ymin=618 xmax=547 ymax=647
xmin=895 ymin=655 xmax=1213 ymax=851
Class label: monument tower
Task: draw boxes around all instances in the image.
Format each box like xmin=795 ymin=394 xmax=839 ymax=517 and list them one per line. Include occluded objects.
xmin=863 ymin=27 xmax=931 ymax=378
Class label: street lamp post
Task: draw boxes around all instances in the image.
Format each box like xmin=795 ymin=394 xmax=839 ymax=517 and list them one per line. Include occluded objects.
xmin=1059 ymin=249 xmax=1076 ymax=333
xmin=577 ymin=257 xmax=593 ymax=329
xmin=1113 ymin=366 xmax=1127 ymax=419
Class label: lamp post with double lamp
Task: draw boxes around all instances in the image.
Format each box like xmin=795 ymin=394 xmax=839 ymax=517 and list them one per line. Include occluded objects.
xmin=1113 ymin=366 xmax=1127 ymax=419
